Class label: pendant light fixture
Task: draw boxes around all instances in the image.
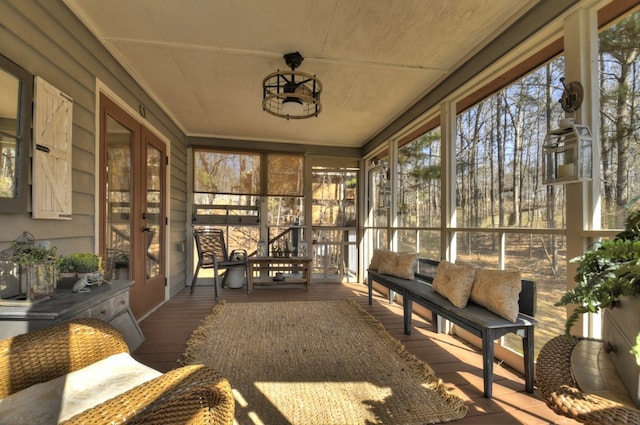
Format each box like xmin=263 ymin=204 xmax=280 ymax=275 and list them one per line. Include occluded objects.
xmin=262 ymin=52 xmax=322 ymax=120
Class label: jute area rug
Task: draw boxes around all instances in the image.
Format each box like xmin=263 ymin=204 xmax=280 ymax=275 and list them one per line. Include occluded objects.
xmin=182 ymin=300 xmax=467 ymax=425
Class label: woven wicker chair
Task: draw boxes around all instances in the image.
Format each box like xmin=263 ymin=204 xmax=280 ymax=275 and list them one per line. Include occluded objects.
xmin=0 ymin=319 xmax=235 ymax=425
xmin=536 ymin=335 xmax=640 ymax=425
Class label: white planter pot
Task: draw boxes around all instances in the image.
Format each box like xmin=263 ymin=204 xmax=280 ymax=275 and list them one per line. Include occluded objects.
xmin=225 ymin=268 xmax=246 ymax=289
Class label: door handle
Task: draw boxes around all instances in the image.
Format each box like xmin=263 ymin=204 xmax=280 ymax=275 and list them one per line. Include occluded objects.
xmin=142 ymin=226 xmax=152 ymax=232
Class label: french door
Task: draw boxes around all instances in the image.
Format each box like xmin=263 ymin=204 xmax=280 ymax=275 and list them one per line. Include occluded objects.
xmin=99 ymin=94 xmax=166 ymax=319
xmin=311 ymin=166 xmax=358 ymax=282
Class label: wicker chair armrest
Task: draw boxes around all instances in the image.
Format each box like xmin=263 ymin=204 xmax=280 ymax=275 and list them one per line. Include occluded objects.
xmin=0 ymin=318 xmax=129 ymax=398
xmin=62 ymin=364 xmax=235 ymax=425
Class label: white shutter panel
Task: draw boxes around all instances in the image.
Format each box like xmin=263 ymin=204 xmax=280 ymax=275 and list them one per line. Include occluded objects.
xmin=32 ymin=76 xmax=73 ymax=219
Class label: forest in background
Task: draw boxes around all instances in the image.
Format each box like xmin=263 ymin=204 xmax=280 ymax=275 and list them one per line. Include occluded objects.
xmin=390 ymin=12 xmax=640 ymax=355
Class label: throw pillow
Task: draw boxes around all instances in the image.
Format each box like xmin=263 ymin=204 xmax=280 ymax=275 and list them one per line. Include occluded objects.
xmin=368 ymin=248 xmax=391 ymax=270
xmin=470 ymin=268 xmax=522 ymax=322
xmin=432 ymin=260 xmax=476 ymax=308
xmin=378 ymin=252 xmax=418 ymax=280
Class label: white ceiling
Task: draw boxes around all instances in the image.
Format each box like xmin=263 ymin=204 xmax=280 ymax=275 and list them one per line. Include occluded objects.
xmin=64 ymin=0 xmax=539 ymax=148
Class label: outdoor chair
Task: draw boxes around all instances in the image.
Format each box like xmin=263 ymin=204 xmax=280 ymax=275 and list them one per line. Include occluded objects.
xmin=0 ymin=319 xmax=235 ymax=424
xmin=191 ymin=228 xmax=248 ymax=299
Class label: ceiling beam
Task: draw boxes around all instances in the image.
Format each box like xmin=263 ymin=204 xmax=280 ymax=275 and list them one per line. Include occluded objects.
xmin=187 ymin=136 xmax=362 ymax=157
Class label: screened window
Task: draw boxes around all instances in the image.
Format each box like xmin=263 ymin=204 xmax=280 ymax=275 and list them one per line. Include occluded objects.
xmin=456 ymin=58 xmax=566 ymax=229
xmin=0 ymin=54 xmax=32 ymax=213
xmin=267 ymin=154 xmax=303 ymax=196
xmin=194 ymin=150 xmax=261 ymax=196
xmin=192 ymin=150 xmax=261 ymax=224
xmin=366 ymin=154 xmax=391 ymax=255
xmin=311 ymin=167 xmax=357 ymax=227
xmin=598 ymin=9 xmax=640 ymax=228
xmin=455 ymin=57 xmax=569 ymax=357
xmin=267 ymin=154 xmax=304 ymax=227
xmin=397 ymin=127 xmax=442 ymax=228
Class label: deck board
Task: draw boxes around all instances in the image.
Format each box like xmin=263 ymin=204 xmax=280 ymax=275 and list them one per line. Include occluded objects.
xmin=133 ymin=282 xmax=579 ymax=425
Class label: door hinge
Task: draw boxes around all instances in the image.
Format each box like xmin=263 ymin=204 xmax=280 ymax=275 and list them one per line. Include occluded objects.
xmin=165 ymin=277 xmax=168 ymax=287
xmin=166 ymin=156 xmax=169 ymax=166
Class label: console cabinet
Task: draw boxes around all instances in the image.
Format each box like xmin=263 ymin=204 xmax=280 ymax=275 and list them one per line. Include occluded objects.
xmin=0 ymin=280 xmax=144 ymax=351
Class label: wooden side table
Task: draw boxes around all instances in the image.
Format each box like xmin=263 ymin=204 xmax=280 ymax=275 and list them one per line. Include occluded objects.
xmin=248 ymin=257 xmax=312 ymax=292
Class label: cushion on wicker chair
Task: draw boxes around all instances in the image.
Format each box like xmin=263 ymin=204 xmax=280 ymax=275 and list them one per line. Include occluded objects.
xmin=0 ymin=319 xmax=235 ymax=425
xmin=0 ymin=352 xmax=161 ymax=424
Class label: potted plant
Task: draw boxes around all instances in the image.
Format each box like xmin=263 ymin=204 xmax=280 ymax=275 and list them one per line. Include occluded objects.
xmin=69 ymin=253 xmax=103 ymax=282
xmin=56 ymin=255 xmax=76 ymax=278
xmin=556 ymin=209 xmax=640 ymax=338
xmin=556 ymin=208 xmax=640 ymax=405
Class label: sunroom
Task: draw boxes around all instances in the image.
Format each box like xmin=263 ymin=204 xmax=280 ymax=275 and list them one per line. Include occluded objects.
xmin=0 ymin=0 xmax=639 ymax=423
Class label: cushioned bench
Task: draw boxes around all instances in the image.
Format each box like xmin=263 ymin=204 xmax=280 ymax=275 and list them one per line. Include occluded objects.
xmin=367 ymin=258 xmax=537 ymax=398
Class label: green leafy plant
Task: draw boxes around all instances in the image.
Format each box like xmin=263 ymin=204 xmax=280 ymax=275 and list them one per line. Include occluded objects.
xmin=9 ymin=240 xmax=57 ymax=266
xmin=633 ymin=333 xmax=640 ymax=366
xmin=68 ymin=253 xmax=103 ymax=273
xmin=56 ymin=255 xmax=76 ymax=274
xmin=556 ymin=209 xmax=640 ymax=364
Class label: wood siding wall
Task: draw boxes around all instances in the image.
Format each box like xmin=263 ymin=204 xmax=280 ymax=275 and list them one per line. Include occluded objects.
xmin=0 ymin=0 xmax=188 ymax=297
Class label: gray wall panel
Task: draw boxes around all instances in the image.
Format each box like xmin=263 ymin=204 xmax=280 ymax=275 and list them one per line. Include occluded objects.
xmin=0 ymin=0 xmax=189 ymax=298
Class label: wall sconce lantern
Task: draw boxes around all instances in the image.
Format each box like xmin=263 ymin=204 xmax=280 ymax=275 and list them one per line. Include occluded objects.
xmin=543 ymin=78 xmax=593 ymax=185
xmin=543 ymin=122 xmax=593 ymax=184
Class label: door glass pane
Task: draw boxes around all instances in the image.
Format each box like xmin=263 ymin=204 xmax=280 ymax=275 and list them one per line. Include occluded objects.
xmin=105 ymin=116 xmax=132 ymax=281
xmin=146 ymin=145 xmax=162 ymax=279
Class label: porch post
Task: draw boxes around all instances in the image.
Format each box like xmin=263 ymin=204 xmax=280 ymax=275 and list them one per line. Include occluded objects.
xmin=563 ymin=6 xmax=601 ymax=338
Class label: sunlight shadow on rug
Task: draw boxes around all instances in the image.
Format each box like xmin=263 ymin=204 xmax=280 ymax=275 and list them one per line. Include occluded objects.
xmin=182 ymin=300 xmax=467 ymax=425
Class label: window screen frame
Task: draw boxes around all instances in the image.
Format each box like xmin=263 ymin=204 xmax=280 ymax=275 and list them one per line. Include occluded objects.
xmin=0 ymin=54 xmax=32 ymax=214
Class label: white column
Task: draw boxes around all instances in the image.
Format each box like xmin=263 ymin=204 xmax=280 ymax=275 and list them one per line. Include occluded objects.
xmin=389 ymin=139 xmax=399 ymax=250
xmin=440 ymin=100 xmax=457 ymax=261
xmin=563 ymin=6 xmax=601 ymax=338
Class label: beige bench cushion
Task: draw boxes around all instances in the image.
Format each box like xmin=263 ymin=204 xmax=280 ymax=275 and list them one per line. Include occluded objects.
xmin=0 ymin=352 xmax=161 ymax=424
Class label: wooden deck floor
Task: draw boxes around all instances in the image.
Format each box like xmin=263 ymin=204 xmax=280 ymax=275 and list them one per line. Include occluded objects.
xmin=132 ymin=281 xmax=579 ymax=425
